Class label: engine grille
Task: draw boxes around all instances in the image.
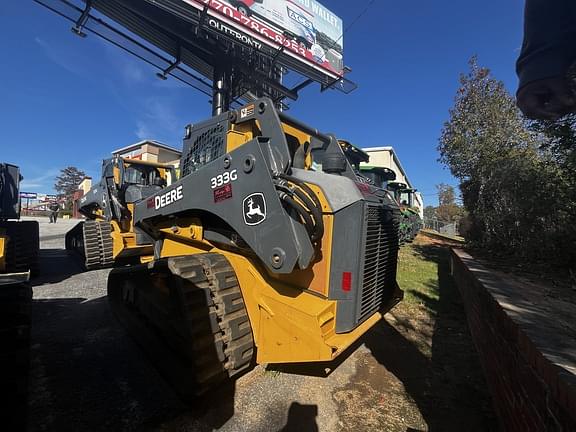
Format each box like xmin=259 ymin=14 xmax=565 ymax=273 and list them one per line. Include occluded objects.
xmin=181 ymin=124 xmax=225 ymax=177
xmin=358 ymin=205 xmax=400 ymax=322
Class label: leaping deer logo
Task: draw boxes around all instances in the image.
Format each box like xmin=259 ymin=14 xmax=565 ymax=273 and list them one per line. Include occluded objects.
xmin=243 ymin=193 xmax=266 ymax=225
xmin=246 ymin=198 xmax=265 ymax=219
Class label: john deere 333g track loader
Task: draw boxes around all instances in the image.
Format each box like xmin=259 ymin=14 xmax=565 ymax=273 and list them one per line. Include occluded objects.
xmin=107 ymin=99 xmax=403 ymax=397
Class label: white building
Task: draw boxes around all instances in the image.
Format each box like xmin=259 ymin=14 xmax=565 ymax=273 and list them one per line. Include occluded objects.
xmin=361 ymin=146 xmax=424 ymax=218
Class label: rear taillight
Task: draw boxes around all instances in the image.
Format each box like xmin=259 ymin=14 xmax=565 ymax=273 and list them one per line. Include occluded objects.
xmin=342 ymin=272 xmax=352 ymax=292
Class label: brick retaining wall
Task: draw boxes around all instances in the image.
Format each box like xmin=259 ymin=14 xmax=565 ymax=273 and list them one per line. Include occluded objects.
xmin=450 ymin=248 xmax=576 ymax=431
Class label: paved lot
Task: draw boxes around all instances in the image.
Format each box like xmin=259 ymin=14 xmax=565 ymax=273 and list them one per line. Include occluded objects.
xmin=26 ymin=217 xmax=496 ymax=432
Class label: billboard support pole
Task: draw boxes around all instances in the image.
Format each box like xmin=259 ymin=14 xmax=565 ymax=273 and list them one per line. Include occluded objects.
xmin=273 ymin=66 xmax=283 ymax=112
xmin=212 ymin=63 xmax=232 ymax=116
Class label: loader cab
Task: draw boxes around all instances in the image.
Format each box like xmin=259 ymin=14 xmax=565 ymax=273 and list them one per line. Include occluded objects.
xmin=119 ymin=159 xmax=176 ymax=204
xmin=401 ymin=188 xmax=418 ymax=209
xmin=359 ymin=166 xmax=397 ymax=189
xmin=0 ymin=164 xmax=22 ymax=220
xmin=388 ymin=182 xmax=417 ymax=208
xmin=399 ymin=190 xmax=414 ymax=208
xmin=123 ymin=165 xmax=162 ymax=186
xmin=336 ymin=141 xmax=400 ymax=188
xmin=337 ymin=140 xmax=370 ymax=172
xmin=387 ymin=182 xmax=408 ymax=205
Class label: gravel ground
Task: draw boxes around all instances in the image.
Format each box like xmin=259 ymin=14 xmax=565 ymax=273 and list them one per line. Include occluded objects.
xmin=26 ymin=218 xmax=495 ymax=431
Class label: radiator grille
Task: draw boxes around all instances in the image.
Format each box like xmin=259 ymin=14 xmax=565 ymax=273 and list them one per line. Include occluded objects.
xmin=181 ymin=124 xmax=225 ymax=177
xmin=358 ymin=205 xmax=400 ymax=322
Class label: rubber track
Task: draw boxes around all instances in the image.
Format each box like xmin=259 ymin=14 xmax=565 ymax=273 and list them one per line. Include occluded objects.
xmin=169 ymin=254 xmax=254 ymax=380
xmin=97 ymin=222 xmax=114 ymax=268
xmin=82 ymin=221 xmax=114 ymax=270
xmin=1 ymin=221 xmax=39 ymax=275
xmin=108 ymin=253 xmax=254 ymax=397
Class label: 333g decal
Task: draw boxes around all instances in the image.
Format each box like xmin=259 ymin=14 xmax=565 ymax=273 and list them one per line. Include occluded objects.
xmin=210 ymin=169 xmax=237 ymax=189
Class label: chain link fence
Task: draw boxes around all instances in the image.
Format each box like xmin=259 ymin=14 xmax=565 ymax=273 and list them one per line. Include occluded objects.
xmin=423 ymin=218 xmax=461 ymax=236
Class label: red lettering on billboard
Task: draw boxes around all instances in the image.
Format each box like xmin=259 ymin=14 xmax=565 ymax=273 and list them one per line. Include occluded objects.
xmin=182 ymin=0 xmax=342 ymax=77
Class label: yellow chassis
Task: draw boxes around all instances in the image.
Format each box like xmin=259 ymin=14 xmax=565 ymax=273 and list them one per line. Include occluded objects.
xmin=0 ymin=229 xmax=6 ymax=273
xmin=0 ymin=229 xmax=30 ymax=285
xmin=159 ymin=233 xmax=388 ymax=364
xmin=229 ymin=253 xmax=385 ymax=364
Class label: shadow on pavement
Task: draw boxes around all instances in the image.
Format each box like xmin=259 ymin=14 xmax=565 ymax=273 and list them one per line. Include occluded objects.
xmin=364 ymin=242 xmax=498 ymax=432
xmin=28 ymin=241 xmax=242 ymax=431
xmin=29 ymin=293 xmax=239 ymax=431
xmin=279 ymin=402 xmax=319 ymax=432
xmin=31 ymin=249 xmax=84 ymax=286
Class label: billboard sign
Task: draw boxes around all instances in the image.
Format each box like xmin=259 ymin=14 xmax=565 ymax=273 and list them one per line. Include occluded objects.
xmin=36 ymin=194 xmax=57 ymax=202
xmin=19 ymin=192 xmax=37 ymax=199
xmin=183 ymin=0 xmax=344 ymax=78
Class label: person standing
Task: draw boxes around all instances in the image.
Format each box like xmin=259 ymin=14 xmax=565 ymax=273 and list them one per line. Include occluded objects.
xmin=48 ymin=201 xmax=60 ymax=223
xmin=516 ymin=0 xmax=576 ymax=120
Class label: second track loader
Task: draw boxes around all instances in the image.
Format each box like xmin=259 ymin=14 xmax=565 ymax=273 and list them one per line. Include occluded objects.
xmin=65 ymin=157 xmax=176 ymax=269
xmin=387 ymin=182 xmax=422 ymax=243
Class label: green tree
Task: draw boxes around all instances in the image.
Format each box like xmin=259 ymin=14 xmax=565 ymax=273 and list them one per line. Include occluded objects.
xmin=438 ymin=57 xmax=534 ymax=180
xmin=530 ymin=114 xmax=576 ymax=177
xmin=434 ymin=183 xmax=464 ymax=222
xmin=438 ymin=57 xmax=576 ymax=267
xmin=436 ymin=183 xmax=455 ymax=207
xmin=54 ymin=166 xmax=86 ymax=208
xmin=423 ymin=205 xmax=436 ymax=220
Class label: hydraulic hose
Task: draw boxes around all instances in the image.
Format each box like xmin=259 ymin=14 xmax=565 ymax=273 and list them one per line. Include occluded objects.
xmin=275 ymin=173 xmax=324 ymax=242
xmin=276 ymin=173 xmax=322 ymax=209
xmin=278 ymin=192 xmax=316 ymax=239
xmin=292 ymin=188 xmax=323 ymax=242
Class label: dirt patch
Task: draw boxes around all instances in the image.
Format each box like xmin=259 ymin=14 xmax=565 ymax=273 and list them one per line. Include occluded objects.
xmin=333 ymin=352 xmax=426 ymax=432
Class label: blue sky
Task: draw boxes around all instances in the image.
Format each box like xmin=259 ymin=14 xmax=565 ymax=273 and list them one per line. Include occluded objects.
xmin=0 ymin=1 xmax=525 ymax=204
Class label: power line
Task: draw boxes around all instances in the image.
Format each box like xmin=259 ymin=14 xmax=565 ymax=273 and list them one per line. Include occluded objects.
xmin=280 ymin=0 xmax=381 ymax=94
xmin=329 ymin=0 xmax=378 ymax=48
xmin=343 ymin=0 xmax=378 ymax=37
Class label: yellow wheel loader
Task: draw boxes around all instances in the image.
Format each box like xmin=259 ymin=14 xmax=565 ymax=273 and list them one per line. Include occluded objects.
xmin=65 ymin=157 xmax=177 ymax=269
xmin=107 ymin=99 xmax=403 ymax=397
